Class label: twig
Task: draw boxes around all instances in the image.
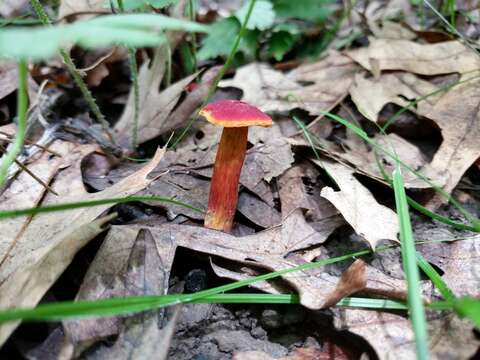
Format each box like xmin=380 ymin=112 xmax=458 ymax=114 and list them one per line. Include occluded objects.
xmin=0 ymin=131 xmax=61 ymax=156
xmin=0 ymin=144 xmax=58 ymax=195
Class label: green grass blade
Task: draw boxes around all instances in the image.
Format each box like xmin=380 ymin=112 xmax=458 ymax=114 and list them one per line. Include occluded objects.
xmin=453 ymin=297 xmax=480 ymax=329
xmin=393 ymin=167 xmax=430 ymax=360
xmin=415 ymin=252 xmax=455 ymax=302
xmin=0 ymin=60 xmax=28 ymax=187
xmin=0 ymin=195 xmax=204 ymax=219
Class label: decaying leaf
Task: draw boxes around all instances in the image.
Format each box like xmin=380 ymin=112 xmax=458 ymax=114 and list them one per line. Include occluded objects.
xmin=277 ymin=162 xmax=338 ymax=221
xmin=289 ymin=130 xmax=429 ymax=189
xmin=349 ymin=72 xmax=440 ymax=123
xmin=332 ymin=308 xmax=478 ymax=359
xmin=220 ymin=51 xmax=358 ymax=115
xmin=0 ymin=146 xmax=165 ymax=346
xmin=63 ymin=228 xmax=174 ymax=356
xmin=114 ymin=44 xmax=199 ymax=148
xmin=315 ymin=160 xmax=399 ymax=249
xmin=347 ymin=39 xmax=480 ymax=75
xmin=58 ymin=0 xmax=108 ymax=20
xmin=422 ymin=75 xmax=480 ymax=205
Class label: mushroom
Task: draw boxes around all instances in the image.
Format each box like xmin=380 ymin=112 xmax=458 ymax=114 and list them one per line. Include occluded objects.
xmin=199 ymin=100 xmax=273 ymax=232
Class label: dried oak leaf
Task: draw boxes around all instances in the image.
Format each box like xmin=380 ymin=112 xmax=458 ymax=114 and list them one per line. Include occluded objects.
xmin=114 ymin=44 xmax=199 ymax=148
xmin=314 ymin=160 xmax=399 ymax=249
xmin=62 ymin=228 xmax=172 ymax=356
xmin=347 ymin=39 xmax=480 ymax=75
xmin=0 ymin=145 xmax=164 ymax=346
xmin=220 ymin=51 xmax=358 ymax=115
xmin=349 ymin=72 xmax=440 ymax=123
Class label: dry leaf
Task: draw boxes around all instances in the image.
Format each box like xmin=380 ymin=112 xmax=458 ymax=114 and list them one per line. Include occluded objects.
xmin=63 ymin=228 xmax=175 ymax=357
xmin=347 ymin=39 xmax=480 ymax=75
xmin=422 ymin=75 xmax=480 ymax=205
xmin=290 ymin=130 xmax=428 ymax=189
xmin=114 ymin=44 xmax=199 ymax=147
xmin=233 ymin=345 xmax=349 ymax=360
xmin=220 ymin=52 xmax=357 ymax=115
xmin=332 ymin=308 xmax=478 ymax=359
xmin=277 ymin=162 xmax=338 ymax=221
xmin=0 ymin=147 xmax=165 ymax=345
xmin=99 ymin=210 xmax=405 ymax=310
xmin=349 ymin=72 xmax=439 ymax=122
xmin=58 ymin=0 xmax=107 ymax=20
xmin=315 ymin=160 xmax=399 ymax=248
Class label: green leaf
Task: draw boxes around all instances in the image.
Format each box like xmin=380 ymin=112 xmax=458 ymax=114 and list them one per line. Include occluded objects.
xmin=197 ymin=17 xmax=240 ymax=60
xmin=393 ymin=167 xmax=430 ymax=360
xmin=454 ymin=297 xmax=480 ymax=329
xmin=236 ymin=0 xmax=275 ymax=31
xmin=268 ymin=30 xmax=295 ymax=61
xmin=273 ymin=0 xmax=332 ymax=22
xmin=0 ymin=13 xmax=209 ymax=61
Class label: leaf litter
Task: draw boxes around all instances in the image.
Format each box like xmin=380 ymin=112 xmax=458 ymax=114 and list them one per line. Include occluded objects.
xmin=0 ymin=1 xmax=480 ymax=359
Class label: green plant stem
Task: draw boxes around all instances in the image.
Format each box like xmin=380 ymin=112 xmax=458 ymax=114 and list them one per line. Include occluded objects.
xmin=393 ymin=168 xmax=430 ymax=360
xmin=115 ymin=0 xmax=140 ymax=151
xmin=29 ymin=0 xmax=114 ymax=143
xmin=0 ymin=195 xmax=204 ymax=219
xmin=187 ymin=0 xmax=198 ymax=71
xmin=0 ymin=60 xmax=28 ymax=186
xmin=128 ymin=48 xmax=140 ymax=151
xmin=170 ymin=0 xmax=257 ymax=148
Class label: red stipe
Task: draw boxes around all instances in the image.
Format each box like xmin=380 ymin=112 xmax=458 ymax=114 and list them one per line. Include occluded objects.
xmin=204 ymin=127 xmax=248 ymax=232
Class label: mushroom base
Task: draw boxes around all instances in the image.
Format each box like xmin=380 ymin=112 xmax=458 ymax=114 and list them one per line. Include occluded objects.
xmin=204 ymin=127 xmax=248 ymax=232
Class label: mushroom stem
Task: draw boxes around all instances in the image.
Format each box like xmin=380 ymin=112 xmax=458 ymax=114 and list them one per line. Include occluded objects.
xmin=205 ymin=127 xmax=248 ymax=232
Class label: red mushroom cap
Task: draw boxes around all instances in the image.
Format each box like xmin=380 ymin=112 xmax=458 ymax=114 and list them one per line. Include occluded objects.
xmin=199 ymin=100 xmax=273 ymax=128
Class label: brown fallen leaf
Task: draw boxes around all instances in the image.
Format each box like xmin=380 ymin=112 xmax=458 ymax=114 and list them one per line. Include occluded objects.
xmin=347 ymin=39 xmax=480 ymax=75
xmin=99 ymin=210 xmax=408 ymax=311
xmin=114 ymin=44 xmax=199 ymax=148
xmin=233 ymin=345 xmax=350 ymax=360
xmin=0 ymin=146 xmax=165 ymax=346
xmin=220 ymin=51 xmax=358 ymax=115
xmin=290 ymin=129 xmax=429 ymax=189
xmin=314 ymin=160 xmax=399 ymax=249
xmin=63 ymin=228 xmax=174 ymax=356
xmin=58 ymin=0 xmax=108 ymax=20
xmin=349 ymin=72 xmax=440 ymax=123
xmin=277 ymin=162 xmax=338 ymax=221
xmin=422 ymin=74 xmax=480 ymax=205
xmin=332 ymin=308 xmax=478 ymax=359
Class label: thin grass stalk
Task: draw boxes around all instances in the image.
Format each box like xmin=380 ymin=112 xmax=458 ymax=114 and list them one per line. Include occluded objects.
xmin=115 ymin=0 xmax=140 ymax=151
xmin=0 ymin=195 xmax=204 ymax=219
xmin=0 ymin=60 xmax=28 ymax=186
xmin=187 ymin=0 xmax=198 ymax=71
xmin=393 ymin=167 xmax=430 ymax=360
xmin=170 ymin=0 xmax=258 ymax=148
xmin=29 ymin=0 xmax=114 ymax=142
